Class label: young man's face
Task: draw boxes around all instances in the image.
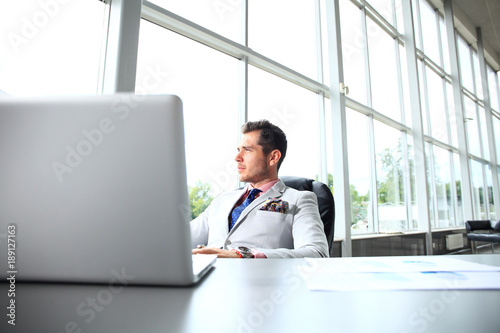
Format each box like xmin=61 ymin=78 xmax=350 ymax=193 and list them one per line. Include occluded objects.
xmin=235 ymin=130 xmax=273 ymax=187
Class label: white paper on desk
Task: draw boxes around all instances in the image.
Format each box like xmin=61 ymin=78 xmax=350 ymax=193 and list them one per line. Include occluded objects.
xmin=300 ymin=270 xmax=500 ymax=291
xmin=299 ymin=257 xmax=500 ymax=291
xmin=304 ymin=256 xmax=500 ymax=273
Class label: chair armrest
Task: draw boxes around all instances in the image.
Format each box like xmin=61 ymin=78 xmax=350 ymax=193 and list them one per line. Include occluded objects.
xmin=492 ymin=220 xmax=500 ymax=232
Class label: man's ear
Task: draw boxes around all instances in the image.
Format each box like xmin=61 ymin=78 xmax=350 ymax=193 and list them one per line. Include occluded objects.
xmin=268 ymin=149 xmax=281 ymax=167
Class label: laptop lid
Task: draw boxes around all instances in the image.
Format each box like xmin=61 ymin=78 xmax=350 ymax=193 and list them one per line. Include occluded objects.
xmin=0 ymin=94 xmax=213 ymax=285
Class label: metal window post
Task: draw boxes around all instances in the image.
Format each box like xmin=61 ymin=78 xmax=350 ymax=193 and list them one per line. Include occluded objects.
xmin=326 ymin=0 xmax=352 ymax=257
xmin=443 ymin=0 xmax=474 ymax=221
xmin=101 ymin=0 xmax=142 ymax=94
xmin=315 ymin=0 xmax=328 ymax=185
xmin=477 ymin=27 xmax=500 ymax=218
xmin=401 ymin=0 xmax=432 ymax=254
xmin=236 ymin=1 xmax=249 ymax=189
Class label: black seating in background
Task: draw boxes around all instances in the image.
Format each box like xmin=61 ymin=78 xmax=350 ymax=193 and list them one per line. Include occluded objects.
xmin=465 ymin=220 xmax=500 ymax=253
xmin=281 ymin=176 xmax=335 ymax=257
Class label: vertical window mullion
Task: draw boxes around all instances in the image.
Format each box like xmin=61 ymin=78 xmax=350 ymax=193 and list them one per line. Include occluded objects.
xmin=361 ymin=4 xmax=379 ymax=233
xmin=443 ymin=0 xmax=474 ymax=221
xmin=326 ymin=0 xmax=352 ymax=256
xmin=236 ymin=1 xmax=249 ymax=188
xmin=368 ymin=115 xmax=379 ymax=234
xmin=401 ymin=131 xmax=413 ymax=229
xmin=443 ymin=78 xmax=454 ymax=146
xmin=448 ymin=150 xmax=459 ymax=226
xmin=102 ymin=0 xmax=142 ymax=93
xmin=361 ymin=6 xmax=373 ymax=108
xmin=393 ymin=7 xmax=413 ymax=229
xmin=421 ymin=64 xmax=432 ymax=136
xmin=315 ymin=0 xmax=328 ymax=184
xmin=477 ymin=27 xmax=500 ymax=217
xmin=428 ymin=145 xmax=439 ymax=227
xmin=482 ymin=163 xmax=490 ymax=218
xmin=395 ymin=38 xmax=405 ymax=124
xmin=435 ymin=8 xmax=445 ymax=69
xmin=401 ymin=0 xmax=432 ymax=253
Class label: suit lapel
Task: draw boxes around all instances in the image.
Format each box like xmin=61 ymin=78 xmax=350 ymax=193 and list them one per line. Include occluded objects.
xmin=229 ymin=180 xmax=286 ymax=234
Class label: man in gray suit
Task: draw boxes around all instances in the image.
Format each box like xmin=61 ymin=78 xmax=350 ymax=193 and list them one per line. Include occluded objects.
xmin=191 ymin=120 xmax=329 ymax=258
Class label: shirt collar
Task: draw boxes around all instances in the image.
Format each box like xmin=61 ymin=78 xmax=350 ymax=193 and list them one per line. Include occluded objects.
xmin=245 ymin=179 xmax=280 ymax=195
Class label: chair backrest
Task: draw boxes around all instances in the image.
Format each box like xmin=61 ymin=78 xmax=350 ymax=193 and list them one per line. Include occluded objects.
xmin=281 ymin=176 xmax=335 ymax=256
xmin=465 ymin=220 xmax=494 ymax=232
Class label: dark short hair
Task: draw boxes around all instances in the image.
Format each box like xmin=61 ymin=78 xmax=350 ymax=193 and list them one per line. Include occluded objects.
xmin=241 ymin=120 xmax=287 ymax=171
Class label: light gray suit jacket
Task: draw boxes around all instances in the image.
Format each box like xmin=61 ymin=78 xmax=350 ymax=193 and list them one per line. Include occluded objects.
xmin=190 ymin=179 xmax=329 ymax=258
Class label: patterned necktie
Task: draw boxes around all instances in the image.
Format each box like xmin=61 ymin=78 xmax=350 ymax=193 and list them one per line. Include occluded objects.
xmin=230 ymin=188 xmax=262 ymax=230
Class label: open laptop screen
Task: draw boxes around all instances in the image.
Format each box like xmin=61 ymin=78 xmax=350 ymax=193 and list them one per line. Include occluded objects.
xmin=0 ymin=94 xmax=199 ymax=285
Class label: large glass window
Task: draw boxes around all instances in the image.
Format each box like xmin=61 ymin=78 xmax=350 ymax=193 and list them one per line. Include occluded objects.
xmin=248 ymin=0 xmax=318 ymax=80
xmin=445 ymin=82 xmax=459 ymax=147
xmin=374 ymin=121 xmax=407 ymax=231
xmin=346 ymin=110 xmax=371 ymax=234
xmin=340 ymin=0 xmax=368 ymax=105
xmin=367 ymin=17 xmax=401 ymax=120
xmin=494 ymin=114 xmax=500 ymax=160
xmin=457 ymin=36 xmax=474 ymax=94
xmin=136 ymin=20 xmax=239 ymax=197
xmin=248 ymin=66 xmax=320 ymax=180
xmin=0 ymin=0 xmax=106 ymax=95
xmin=478 ymin=106 xmax=489 ymax=161
xmin=426 ymin=66 xmax=448 ymax=143
xmin=453 ymin=153 xmax=464 ymax=224
xmin=497 ymin=167 xmax=500 ymax=217
xmin=412 ymin=0 xmax=422 ymax=50
xmin=488 ymin=66 xmax=499 ymax=112
xmin=407 ymin=135 xmax=418 ymax=229
xmin=367 ymin=0 xmax=397 ymax=26
xmin=399 ymin=44 xmax=413 ymax=128
xmin=439 ymin=16 xmax=451 ymax=74
xmin=485 ymin=165 xmax=496 ymax=219
xmin=470 ymin=159 xmax=486 ymax=219
xmin=472 ymin=51 xmax=483 ymax=100
xmin=432 ymin=146 xmax=454 ymax=228
xmin=464 ymin=96 xmax=481 ymax=157
xmin=419 ymin=0 xmax=440 ymax=66
xmin=148 ymin=0 xmax=242 ymax=43
xmin=418 ymin=60 xmax=430 ymax=135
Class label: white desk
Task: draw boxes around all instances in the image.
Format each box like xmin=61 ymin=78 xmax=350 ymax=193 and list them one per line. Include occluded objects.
xmin=1 ymin=254 xmax=499 ymax=333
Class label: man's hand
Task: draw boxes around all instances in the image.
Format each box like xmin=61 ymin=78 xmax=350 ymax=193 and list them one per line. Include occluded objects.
xmin=192 ymin=247 xmax=240 ymax=258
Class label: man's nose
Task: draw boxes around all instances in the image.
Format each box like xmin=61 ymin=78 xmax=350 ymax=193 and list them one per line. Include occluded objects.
xmin=235 ymin=151 xmax=242 ymax=162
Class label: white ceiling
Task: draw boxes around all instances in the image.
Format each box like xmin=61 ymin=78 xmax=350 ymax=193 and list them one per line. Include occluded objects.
xmin=452 ymin=0 xmax=500 ymax=58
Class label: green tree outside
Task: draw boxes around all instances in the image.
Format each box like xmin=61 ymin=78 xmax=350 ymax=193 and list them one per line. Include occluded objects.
xmin=317 ymin=174 xmax=368 ymax=226
xmin=189 ymin=181 xmax=214 ymax=219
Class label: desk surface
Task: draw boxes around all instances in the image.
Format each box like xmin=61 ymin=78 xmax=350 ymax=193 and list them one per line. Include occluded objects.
xmin=1 ymin=254 xmax=499 ymax=333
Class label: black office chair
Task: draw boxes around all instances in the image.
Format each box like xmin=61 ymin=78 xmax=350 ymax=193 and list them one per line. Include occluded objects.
xmin=281 ymin=176 xmax=335 ymax=257
xmin=465 ymin=220 xmax=500 ymax=253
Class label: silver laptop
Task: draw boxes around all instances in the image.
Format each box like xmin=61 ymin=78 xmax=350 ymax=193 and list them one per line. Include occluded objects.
xmin=0 ymin=94 xmax=215 ymax=286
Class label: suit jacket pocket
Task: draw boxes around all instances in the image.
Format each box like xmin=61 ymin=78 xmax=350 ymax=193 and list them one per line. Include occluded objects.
xmin=255 ymin=209 xmax=289 ymax=221
xmin=253 ymin=210 xmax=293 ymax=248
